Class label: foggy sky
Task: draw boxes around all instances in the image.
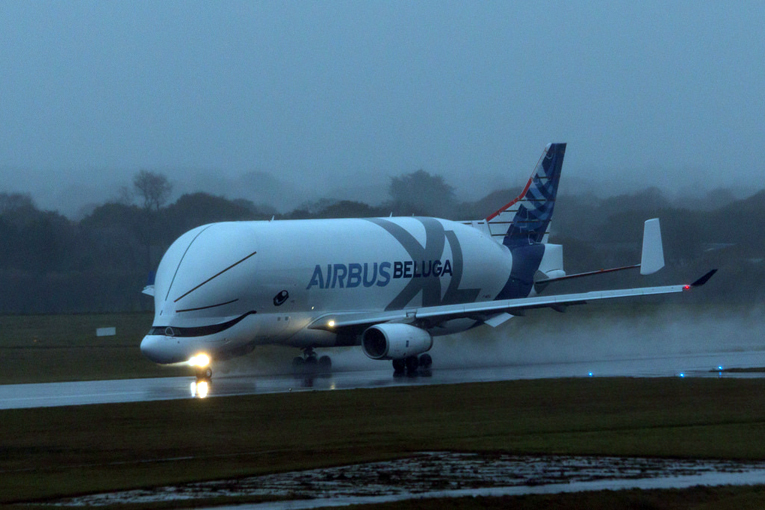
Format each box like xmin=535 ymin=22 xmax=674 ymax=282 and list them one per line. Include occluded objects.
xmin=1 ymin=1 xmax=764 ymax=215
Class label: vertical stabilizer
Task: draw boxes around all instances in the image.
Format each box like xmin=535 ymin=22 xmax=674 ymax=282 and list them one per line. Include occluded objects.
xmin=640 ymin=218 xmax=665 ymax=275
xmin=486 ymin=143 xmax=566 ymax=247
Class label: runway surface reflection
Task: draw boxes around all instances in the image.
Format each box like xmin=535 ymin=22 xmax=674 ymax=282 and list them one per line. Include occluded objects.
xmin=2 ymin=349 xmax=765 ymax=410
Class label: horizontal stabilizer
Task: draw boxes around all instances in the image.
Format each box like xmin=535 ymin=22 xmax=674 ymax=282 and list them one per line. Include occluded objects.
xmin=640 ymin=218 xmax=665 ymax=275
xmin=691 ymin=269 xmax=717 ymax=287
xmin=535 ymin=264 xmax=639 ymax=290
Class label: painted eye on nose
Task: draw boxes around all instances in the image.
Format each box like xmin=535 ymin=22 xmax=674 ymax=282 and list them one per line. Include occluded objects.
xmin=273 ymin=290 xmax=289 ymax=306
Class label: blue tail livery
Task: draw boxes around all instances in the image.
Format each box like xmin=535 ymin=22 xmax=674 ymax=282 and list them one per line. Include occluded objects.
xmin=486 ymin=143 xmax=566 ymax=247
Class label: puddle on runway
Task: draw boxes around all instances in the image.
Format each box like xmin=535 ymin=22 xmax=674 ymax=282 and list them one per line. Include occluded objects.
xmin=50 ymin=452 xmax=765 ymax=507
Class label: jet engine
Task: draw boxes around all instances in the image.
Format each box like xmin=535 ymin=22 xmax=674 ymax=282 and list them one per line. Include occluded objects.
xmin=362 ymin=323 xmax=433 ymax=360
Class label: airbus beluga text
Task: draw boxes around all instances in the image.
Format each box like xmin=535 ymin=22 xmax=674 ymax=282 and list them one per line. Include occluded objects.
xmin=140 ymin=144 xmax=716 ymax=380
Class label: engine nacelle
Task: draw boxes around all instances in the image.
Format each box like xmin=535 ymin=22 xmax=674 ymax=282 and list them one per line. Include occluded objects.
xmin=362 ymin=323 xmax=433 ymax=360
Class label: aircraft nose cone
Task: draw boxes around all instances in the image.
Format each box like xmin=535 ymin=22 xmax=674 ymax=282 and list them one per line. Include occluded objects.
xmin=140 ymin=335 xmax=157 ymax=362
xmin=140 ymin=335 xmax=175 ymax=364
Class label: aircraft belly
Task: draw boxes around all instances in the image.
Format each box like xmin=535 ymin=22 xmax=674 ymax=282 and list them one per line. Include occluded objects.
xmin=281 ymin=328 xmax=353 ymax=348
xmin=255 ymin=313 xmax=314 ymax=344
xmin=429 ymin=318 xmax=482 ymax=336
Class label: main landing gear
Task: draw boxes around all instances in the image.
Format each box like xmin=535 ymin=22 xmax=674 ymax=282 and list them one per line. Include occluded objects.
xmin=393 ymin=353 xmax=433 ymax=375
xmin=292 ymin=347 xmax=332 ymax=375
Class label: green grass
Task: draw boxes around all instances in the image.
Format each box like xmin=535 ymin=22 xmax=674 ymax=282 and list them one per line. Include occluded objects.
xmin=0 ymin=313 xmax=153 ymax=347
xmin=0 ymin=313 xmax=191 ymax=383
xmin=4 ymin=377 xmax=765 ymax=504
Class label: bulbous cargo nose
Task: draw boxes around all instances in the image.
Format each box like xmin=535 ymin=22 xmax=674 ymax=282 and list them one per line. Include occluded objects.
xmin=140 ymin=335 xmax=179 ymax=364
xmin=154 ymin=222 xmax=258 ymax=313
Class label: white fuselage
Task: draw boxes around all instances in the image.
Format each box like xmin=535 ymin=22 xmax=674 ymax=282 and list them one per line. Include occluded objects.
xmin=140 ymin=217 xmax=517 ymax=365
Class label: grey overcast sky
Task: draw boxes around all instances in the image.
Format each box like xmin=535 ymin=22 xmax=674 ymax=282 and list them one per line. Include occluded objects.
xmin=1 ymin=1 xmax=764 ymax=214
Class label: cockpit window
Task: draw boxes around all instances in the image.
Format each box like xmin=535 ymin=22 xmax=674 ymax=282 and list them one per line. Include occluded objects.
xmin=148 ymin=326 xmax=181 ymax=337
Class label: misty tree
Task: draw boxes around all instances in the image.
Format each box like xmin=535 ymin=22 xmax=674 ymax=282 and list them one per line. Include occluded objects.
xmin=163 ymin=192 xmax=259 ymax=239
xmin=133 ymin=170 xmax=172 ymax=211
xmin=0 ymin=192 xmax=35 ymax=215
xmin=389 ymin=170 xmax=457 ymax=218
xmin=130 ymin=170 xmax=172 ymax=272
xmin=116 ymin=185 xmax=134 ymax=206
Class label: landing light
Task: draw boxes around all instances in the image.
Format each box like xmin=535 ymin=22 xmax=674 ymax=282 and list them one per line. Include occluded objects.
xmin=328 ymin=320 xmax=336 ymax=328
xmin=188 ymin=353 xmax=211 ymax=368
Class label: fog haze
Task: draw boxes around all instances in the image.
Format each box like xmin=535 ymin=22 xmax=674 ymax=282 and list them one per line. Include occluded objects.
xmin=2 ymin=1 xmax=764 ymax=215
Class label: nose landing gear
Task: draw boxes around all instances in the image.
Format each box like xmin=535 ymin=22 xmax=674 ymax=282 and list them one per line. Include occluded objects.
xmin=195 ymin=366 xmax=213 ymax=381
xmin=189 ymin=353 xmax=213 ymax=382
xmin=191 ymin=366 xmax=212 ymax=399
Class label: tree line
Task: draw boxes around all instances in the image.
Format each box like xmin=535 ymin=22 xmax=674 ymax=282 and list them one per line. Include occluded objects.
xmin=0 ymin=169 xmax=763 ymax=313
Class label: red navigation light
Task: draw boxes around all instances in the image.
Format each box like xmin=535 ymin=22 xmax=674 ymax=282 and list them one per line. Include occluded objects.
xmin=683 ymin=285 xmax=691 ymax=290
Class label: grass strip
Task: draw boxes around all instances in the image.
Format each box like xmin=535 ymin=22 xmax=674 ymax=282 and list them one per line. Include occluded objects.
xmin=4 ymin=377 xmax=765 ymax=503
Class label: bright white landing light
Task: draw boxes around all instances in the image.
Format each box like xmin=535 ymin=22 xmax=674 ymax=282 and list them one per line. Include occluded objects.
xmin=188 ymin=353 xmax=211 ymax=368
xmin=328 ymin=320 xmax=336 ymax=328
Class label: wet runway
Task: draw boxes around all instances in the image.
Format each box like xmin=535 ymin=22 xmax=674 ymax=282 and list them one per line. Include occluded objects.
xmin=3 ymin=348 xmax=765 ymax=410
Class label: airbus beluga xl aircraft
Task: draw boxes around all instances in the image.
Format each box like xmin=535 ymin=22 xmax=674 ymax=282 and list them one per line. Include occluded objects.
xmin=140 ymin=143 xmax=716 ymax=380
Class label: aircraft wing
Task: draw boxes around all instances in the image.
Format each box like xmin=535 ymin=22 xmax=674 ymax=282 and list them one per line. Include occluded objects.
xmin=309 ymin=269 xmax=717 ymax=333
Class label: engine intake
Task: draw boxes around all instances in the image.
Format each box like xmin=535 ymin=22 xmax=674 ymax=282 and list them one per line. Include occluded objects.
xmin=362 ymin=323 xmax=433 ymax=360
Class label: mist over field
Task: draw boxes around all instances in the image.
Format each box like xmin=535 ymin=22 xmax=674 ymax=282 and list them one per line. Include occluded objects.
xmin=1 ymin=2 xmax=764 ymax=214
xmin=213 ymin=304 xmax=765 ymax=377
xmin=0 ymin=2 xmax=763 ymax=316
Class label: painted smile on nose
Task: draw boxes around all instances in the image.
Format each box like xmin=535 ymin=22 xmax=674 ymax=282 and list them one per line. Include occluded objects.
xmin=146 ymin=311 xmax=258 ymax=338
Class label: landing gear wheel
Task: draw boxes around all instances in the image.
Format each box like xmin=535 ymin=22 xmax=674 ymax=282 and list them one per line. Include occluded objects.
xmin=195 ymin=367 xmax=212 ymax=381
xmin=392 ymin=358 xmax=406 ymax=374
xmin=405 ymin=356 xmax=419 ymax=373
xmin=292 ymin=348 xmax=332 ymax=375
xmin=304 ymin=356 xmax=318 ymax=374
xmin=419 ymin=353 xmax=432 ymax=369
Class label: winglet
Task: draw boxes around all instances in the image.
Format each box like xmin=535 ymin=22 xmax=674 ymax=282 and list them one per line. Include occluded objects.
xmin=640 ymin=218 xmax=665 ymax=275
xmin=691 ymin=269 xmax=717 ymax=288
